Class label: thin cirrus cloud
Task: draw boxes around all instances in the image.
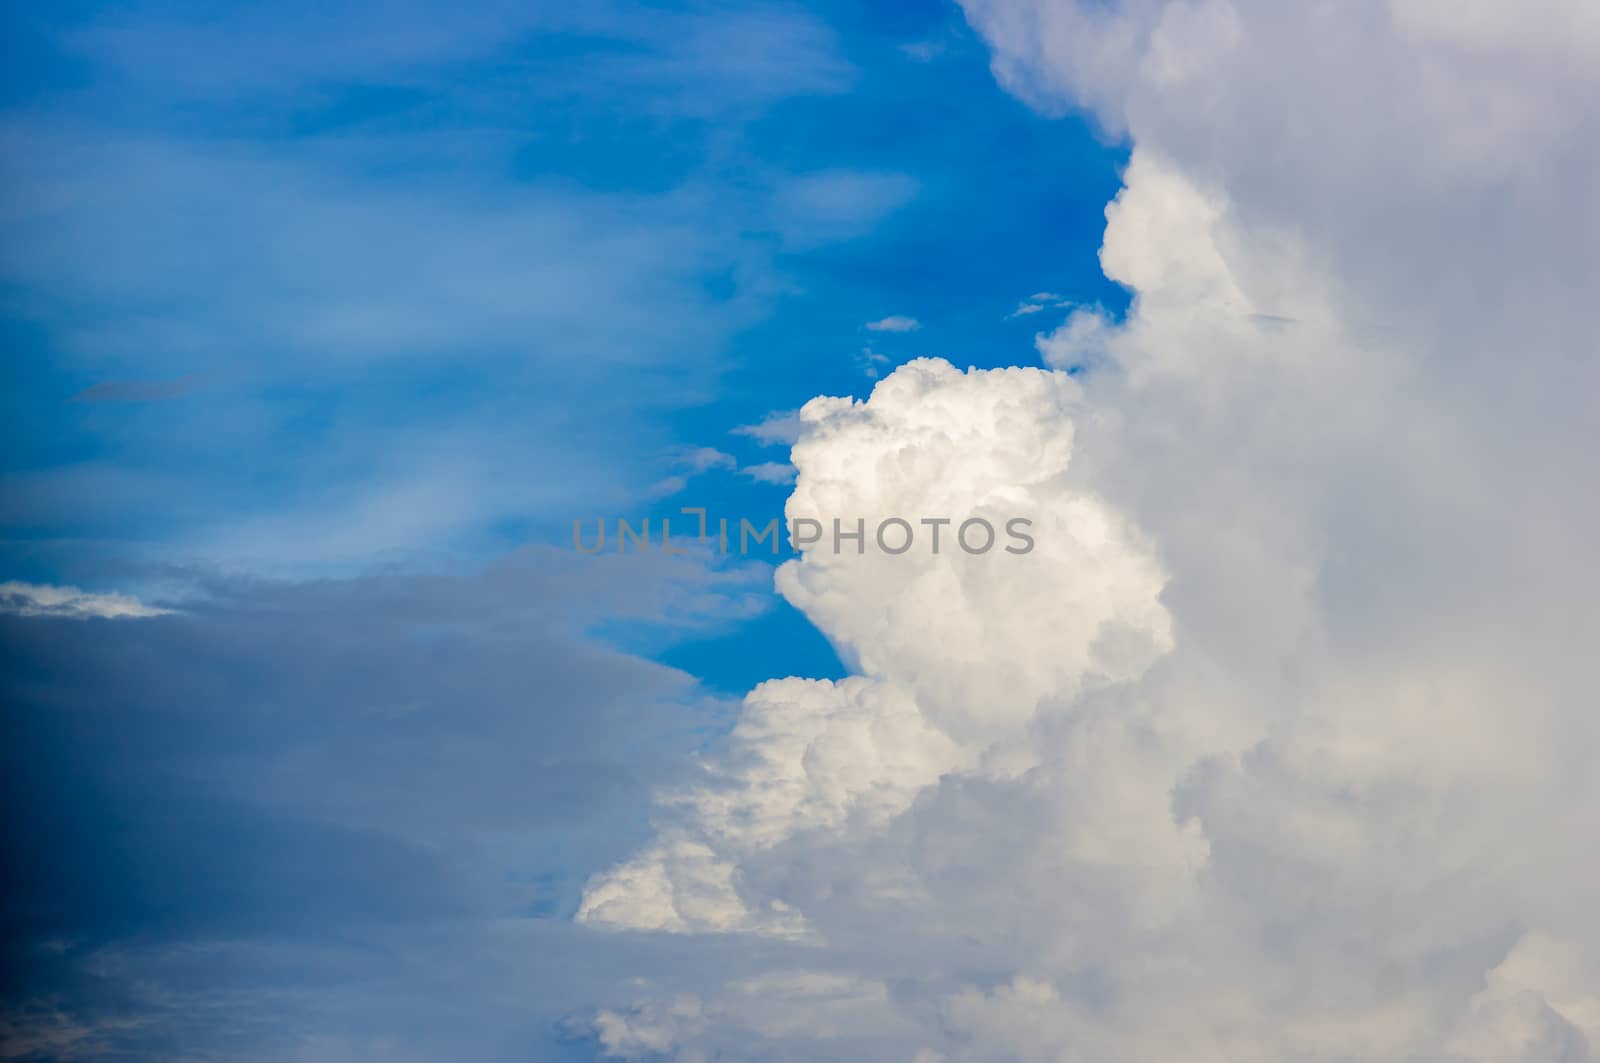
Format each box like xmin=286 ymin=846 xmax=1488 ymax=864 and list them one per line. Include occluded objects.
xmin=771 ymin=169 xmax=919 ymax=248
xmin=72 ymin=375 xmax=204 ymax=403
xmin=898 ymin=39 xmax=946 ymax=64
xmin=1007 ymin=290 xmax=1069 ymax=317
xmin=855 ymin=346 xmax=892 ymax=378
xmin=738 ymin=461 xmax=796 ymax=485
xmin=731 ymin=411 xmax=803 ymax=448
xmin=0 ymin=581 xmax=172 ymax=619
xmin=864 ymin=315 xmax=921 ymax=332
xmin=672 ymin=446 xmax=738 ymax=474
xmin=0 ymin=0 xmax=882 ymax=577
xmin=66 ymin=3 xmax=853 ymax=107
xmin=645 ymin=447 xmax=738 ymax=498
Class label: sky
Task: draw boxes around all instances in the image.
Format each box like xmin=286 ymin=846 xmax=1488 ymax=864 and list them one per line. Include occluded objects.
xmin=3 ymin=1 xmax=1600 ymax=1061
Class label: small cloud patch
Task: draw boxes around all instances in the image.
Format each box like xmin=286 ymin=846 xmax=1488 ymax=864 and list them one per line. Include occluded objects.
xmin=733 ymin=412 xmax=802 ymax=448
xmin=740 ymin=462 xmax=797 ymax=485
xmin=865 ymin=315 xmax=921 ymax=333
xmin=1008 ymin=292 xmax=1072 ymax=319
xmin=0 ymin=581 xmax=172 ymax=620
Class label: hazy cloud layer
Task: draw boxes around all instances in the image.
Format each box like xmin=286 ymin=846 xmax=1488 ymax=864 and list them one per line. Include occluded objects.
xmin=0 ymin=549 xmax=769 ymax=1059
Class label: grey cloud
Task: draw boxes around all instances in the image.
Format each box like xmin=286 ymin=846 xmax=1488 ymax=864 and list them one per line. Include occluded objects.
xmin=0 ymin=548 xmax=762 ymax=1057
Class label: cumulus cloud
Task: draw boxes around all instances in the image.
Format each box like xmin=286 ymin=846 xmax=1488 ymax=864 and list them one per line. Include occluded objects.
xmin=775 ymin=359 xmax=1170 ymax=737
xmin=579 ymin=674 xmax=964 ymax=936
xmin=1034 ymin=304 xmax=1113 ymax=369
xmin=576 ymin=1 xmax=1600 ymax=1059
xmin=0 ymin=581 xmax=171 ymax=619
xmin=864 ymin=315 xmax=921 ymax=332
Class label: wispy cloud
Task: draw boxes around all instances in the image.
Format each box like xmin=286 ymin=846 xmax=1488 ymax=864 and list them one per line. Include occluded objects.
xmin=732 ymin=411 xmax=802 ymax=448
xmin=899 ymin=40 xmax=947 ymax=63
xmin=645 ymin=475 xmax=690 ymax=499
xmin=0 ymin=581 xmax=171 ymax=619
xmin=739 ymin=461 xmax=797 ymax=485
xmin=672 ymin=446 xmax=737 ymax=474
xmin=857 ymin=346 xmax=892 ymax=378
xmin=773 ymin=169 xmax=919 ymax=248
xmin=646 ymin=446 xmax=738 ymax=499
xmin=66 ymin=5 xmax=853 ymax=112
xmin=865 ymin=315 xmax=920 ymax=332
xmin=0 ymin=5 xmax=868 ymax=575
xmin=1007 ymin=290 xmax=1072 ymax=318
xmin=73 ymin=375 xmax=203 ymax=403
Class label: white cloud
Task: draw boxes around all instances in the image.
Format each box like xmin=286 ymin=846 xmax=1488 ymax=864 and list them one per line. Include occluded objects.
xmin=1034 ymin=305 xmax=1112 ymax=368
xmin=864 ymin=315 xmax=921 ymax=332
xmin=1008 ymin=291 xmax=1072 ymax=318
xmin=731 ymin=411 xmax=802 ymax=447
xmin=739 ymin=461 xmax=796 ymax=485
xmin=581 ymin=358 xmax=1174 ymax=936
xmin=0 ymin=581 xmax=171 ymax=619
xmin=855 ymin=346 xmax=891 ymax=378
xmin=672 ymin=446 xmax=737 ymax=474
xmin=580 ymin=675 xmax=964 ymax=937
xmin=645 ymin=447 xmax=737 ymax=498
xmin=577 ymin=1 xmax=1600 ymax=1058
xmin=776 ymin=359 xmax=1170 ymax=738
xmin=644 ymin=475 xmax=689 ymax=499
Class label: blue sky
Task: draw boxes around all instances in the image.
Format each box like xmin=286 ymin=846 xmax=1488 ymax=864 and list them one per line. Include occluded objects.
xmin=2 ymin=0 xmax=1127 ymax=687
xmin=0 ymin=1 xmax=1125 ymax=1057
xmin=1 ymin=0 xmax=1124 ymax=582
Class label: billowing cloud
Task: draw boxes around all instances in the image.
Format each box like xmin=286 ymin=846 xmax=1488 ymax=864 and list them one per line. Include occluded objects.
xmin=577 ymin=1 xmax=1600 ymax=1059
xmin=776 ymin=359 xmax=1170 ymax=738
